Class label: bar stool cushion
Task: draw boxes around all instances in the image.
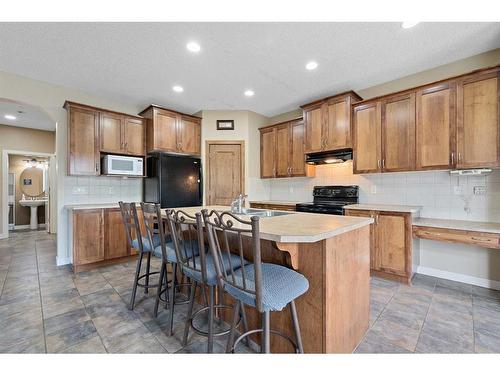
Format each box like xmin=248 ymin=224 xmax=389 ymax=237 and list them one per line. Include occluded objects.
xmin=182 ymin=252 xmax=248 ymax=286
xmin=224 ymin=263 xmax=309 ymax=312
xmin=153 ymin=240 xmax=201 ymax=263
xmin=132 ymin=234 xmax=171 ymax=252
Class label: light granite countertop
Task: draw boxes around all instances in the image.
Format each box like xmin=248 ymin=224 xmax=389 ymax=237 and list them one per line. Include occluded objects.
xmin=413 ymin=217 xmax=500 ymax=235
xmin=344 ymin=203 xmax=421 ymax=214
xmin=163 ymin=205 xmax=373 ymax=243
xmin=249 ymin=200 xmax=301 ymax=206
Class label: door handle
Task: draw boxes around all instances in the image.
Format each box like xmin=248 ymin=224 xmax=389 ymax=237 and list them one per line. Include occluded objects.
xmin=451 ymin=152 xmax=455 ymax=165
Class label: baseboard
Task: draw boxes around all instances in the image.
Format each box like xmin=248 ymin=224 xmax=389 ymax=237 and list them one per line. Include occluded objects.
xmin=0 ymin=232 xmax=7 ymax=239
xmin=56 ymin=256 xmax=71 ymax=266
xmin=416 ymin=266 xmax=500 ymax=291
xmin=14 ymin=224 xmax=46 ymax=230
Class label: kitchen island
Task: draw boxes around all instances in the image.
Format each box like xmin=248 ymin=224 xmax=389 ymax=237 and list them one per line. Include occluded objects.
xmin=165 ymin=205 xmax=373 ymax=353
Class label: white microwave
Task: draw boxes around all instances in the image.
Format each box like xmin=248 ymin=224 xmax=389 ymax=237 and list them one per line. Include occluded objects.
xmin=102 ymin=155 xmax=144 ymax=176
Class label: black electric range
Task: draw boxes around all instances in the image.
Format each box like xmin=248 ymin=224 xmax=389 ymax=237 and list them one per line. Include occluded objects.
xmin=295 ymin=185 xmax=359 ymax=215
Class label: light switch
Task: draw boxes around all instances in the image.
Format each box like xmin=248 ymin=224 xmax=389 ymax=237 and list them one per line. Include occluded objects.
xmin=473 ymin=186 xmax=486 ymax=195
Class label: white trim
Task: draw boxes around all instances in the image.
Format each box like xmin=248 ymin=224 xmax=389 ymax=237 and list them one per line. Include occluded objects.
xmin=416 ymin=265 xmax=500 ymax=291
xmin=12 ymin=224 xmax=46 ymax=230
xmin=0 ymin=233 xmax=7 ymax=239
xmin=1 ymin=149 xmax=55 ymax=239
xmin=56 ymin=256 xmax=71 ymax=266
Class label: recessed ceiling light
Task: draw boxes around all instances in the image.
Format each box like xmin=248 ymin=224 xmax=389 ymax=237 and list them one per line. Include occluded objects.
xmin=401 ymin=22 xmax=419 ymax=29
xmin=305 ymin=61 xmax=318 ymax=70
xmin=244 ymin=90 xmax=255 ymax=97
xmin=172 ymin=85 xmax=184 ymax=93
xmin=186 ymin=41 xmax=201 ymax=53
xmin=4 ymin=114 xmax=16 ymax=120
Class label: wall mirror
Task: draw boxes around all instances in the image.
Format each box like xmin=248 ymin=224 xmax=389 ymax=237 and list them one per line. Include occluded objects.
xmin=20 ymin=166 xmax=44 ymax=197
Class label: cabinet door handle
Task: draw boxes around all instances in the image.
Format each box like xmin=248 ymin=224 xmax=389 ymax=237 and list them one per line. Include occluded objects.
xmin=458 ymin=152 xmax=462 ymax=163
xmin=95 ymin=162 xmax=99 ymax=173
xmin=471 ymin=236 xmax=491 ymax=242
xmin=382 ymin=159 xmax=385 ymax=169
xmin=377 ymin=160 xmax=381 ymax=169
xmin=450 ymin=152 xmax=455 ymax=165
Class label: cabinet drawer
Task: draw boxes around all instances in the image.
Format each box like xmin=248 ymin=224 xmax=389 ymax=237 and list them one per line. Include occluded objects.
xmin=250 ymin=203 xmax=296 ymax=212
xmin=413 ymin=226 xmax=500 ymax=249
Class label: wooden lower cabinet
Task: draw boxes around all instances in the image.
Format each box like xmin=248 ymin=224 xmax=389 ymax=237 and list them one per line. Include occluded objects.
xmin=250 ymin=202 xmax=296 ymax=211
xmin=345 ymin=209 xmax=413 ymax=283
xmin=72 ymin=207 xmax=137 ymax=271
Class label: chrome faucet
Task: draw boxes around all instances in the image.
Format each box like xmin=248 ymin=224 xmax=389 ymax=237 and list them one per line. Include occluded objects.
xmin=230 ymin=193 xmax=248 ymax=214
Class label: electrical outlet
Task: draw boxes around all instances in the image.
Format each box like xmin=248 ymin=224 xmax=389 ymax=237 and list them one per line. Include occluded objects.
xmin=473 ymin=186 xmax=486 ymax=195
xmin=371 ymin=186 xmax=377 ymax=194
xmin=453 ymin=186 xmax=464 ymax=195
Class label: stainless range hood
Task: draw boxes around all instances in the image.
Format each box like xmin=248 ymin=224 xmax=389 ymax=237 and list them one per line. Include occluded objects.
xmin=305 ymin=149 xmax=353 ymax=165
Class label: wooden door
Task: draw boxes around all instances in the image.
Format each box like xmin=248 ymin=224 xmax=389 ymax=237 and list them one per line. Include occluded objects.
xmin=353 ymin=102 xmax=382 ymax=174
xmin=153 ymin=108 xmax=178 ymax=152
xmin=382 ymin=93 xmax=416 ymax=172
xmin=99 ymin=112 xmax=123 ymax=154
xmin=275 ymin=123 xmax=291 ymax=177
xmin=73 ymin=209 xmax=104 ymax=265
xmin=344 ymin=209 xmax=377 ymax=270
xmin=290 ymin=119 xmax=307 ymax=176
xmin=123 ymin=117 xmax=145 ymax=156
xmin=178 ymin=116 xmax=201 ymax=155
xmin=207 ymin=142 xmax=244 ymax=205
xmin=457 ymin=71 xmax=499 ymax=168
xmin=416 ymin=83 xmax=456 ymax=170
xmin=68 ymin=106 xmax=100 ymax=175
xmin=104 ymin=208 xmax=129 ymax=260
xmin=304 ymin=104 xmax=324 ymax=153
xmin=260 ymin=127 xmax=276 ymax=178
xmin=325 ymin=98 xmax=351 ymax=150
xmin=376 ymin=212 xmax=409 ymax=276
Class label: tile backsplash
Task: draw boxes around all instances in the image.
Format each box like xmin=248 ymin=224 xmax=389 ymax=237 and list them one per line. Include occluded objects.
xmin=268 ymin=161 xmax=500 ymax=223
xmin=64 ymin=176 xmax=142 ymax=204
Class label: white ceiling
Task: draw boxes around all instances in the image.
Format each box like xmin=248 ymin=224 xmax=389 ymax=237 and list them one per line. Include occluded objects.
xmin=0 ymin=99 xmax=55 ymax=131
xmin=0 ymin=22 xmax=499 ymax=117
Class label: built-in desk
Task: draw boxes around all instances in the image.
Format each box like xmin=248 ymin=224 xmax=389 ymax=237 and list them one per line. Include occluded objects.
xmin=413 ymin=218 xmax=500 ymax=250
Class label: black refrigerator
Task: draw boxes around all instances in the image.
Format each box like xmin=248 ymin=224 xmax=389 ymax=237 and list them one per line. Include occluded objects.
xmin=143 ymin=153 xmax=202 ymax=208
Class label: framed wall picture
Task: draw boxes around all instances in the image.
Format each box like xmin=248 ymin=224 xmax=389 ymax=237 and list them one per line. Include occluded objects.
xmin=216 ymin=120 xmax=234 ymax=130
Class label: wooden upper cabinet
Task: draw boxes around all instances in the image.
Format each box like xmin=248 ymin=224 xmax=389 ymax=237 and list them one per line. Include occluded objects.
xmin=275 ymin=123 xmax=291 ymax=177
xmin=100 ymin=112 xmax=123 ymax=154
xmin=178 ymin=116 xmax=201 ymax=155
xmin=123 ymin=117 xmax=145 ymax=156
xmin=353 ymin=102 xmax=382 ymax=174
xmin=303 ymin=104 xmax=324 ymax=153
xmin=302 ymin=92 xmax=361 ymax=154
xmin=153 ymin=108 xmax=178 ymax=152
xmin=141 ymin=105 xmax=201 ymax=156
xmin=382 ymin=93 xmax=416 ymax=172
xmin=325 ymin=97 xmax=352 ymax=150
xmin=67 ymin=104 xmax=100 ymax=176
xmin=260 ymin=119 xmax=314 ymax=179
xmin=416 ymin=83 xmax=456 ymax=170
xmin=73 ymin=209 xmax=104 ymax=265
xmin=260 ymin=126 xmax=276 ymax=178
xmin=290 ymin=120 xmax=307 ymax=176
xmin=456 ymin=70 xmax=500 ymax=168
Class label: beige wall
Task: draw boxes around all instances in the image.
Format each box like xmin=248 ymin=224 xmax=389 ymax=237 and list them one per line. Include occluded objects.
xmin=0 ymin=124 xmax=55 ymax=229
xmin=267 ymin=108 xmax=302 ymax=126
xmin=198 ymin=110 xmax=270 ymax=202
xmin=8 ymin=154 xmax=48 ymax=226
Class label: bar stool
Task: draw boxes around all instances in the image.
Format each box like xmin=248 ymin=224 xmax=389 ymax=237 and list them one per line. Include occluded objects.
xmin=140 ymin=203 xmax=195 ymax=334
xmin=165 ymin=209 xmax=249 ymax=353
xmin=119 ymin=201 xmax=161 ymax=311
xmin=202 ymin=209 xmax=309 ymax=354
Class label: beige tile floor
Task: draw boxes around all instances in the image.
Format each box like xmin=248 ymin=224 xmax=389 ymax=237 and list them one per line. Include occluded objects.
xmin=1 ymin=230 xmax=500 ymax=353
